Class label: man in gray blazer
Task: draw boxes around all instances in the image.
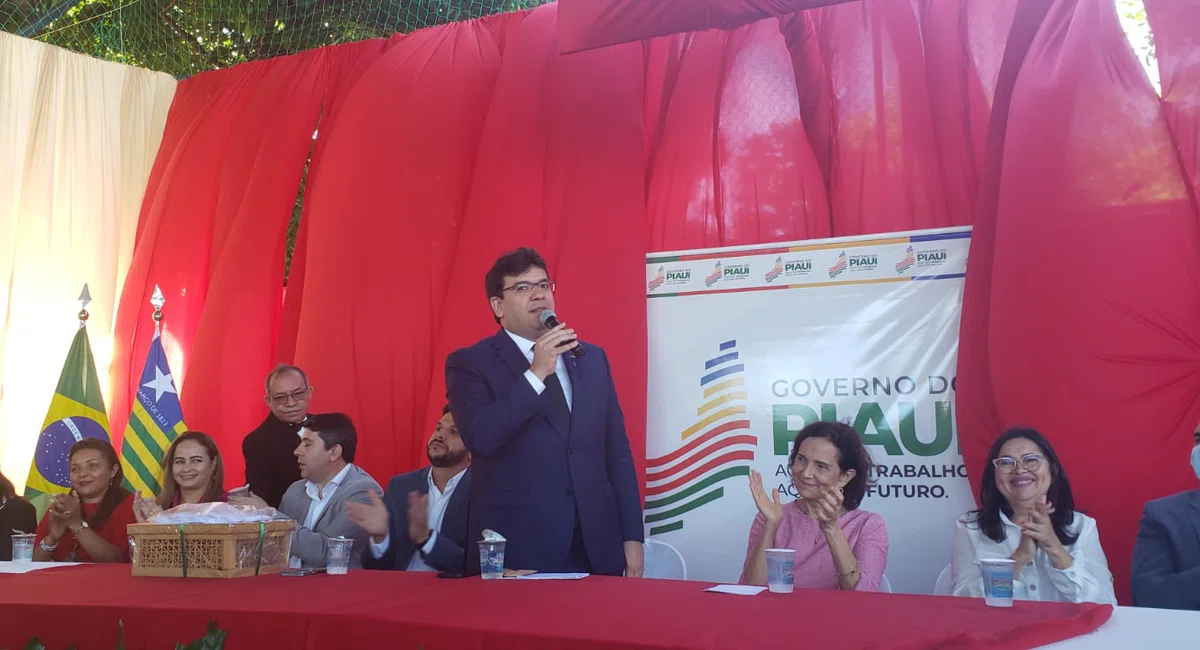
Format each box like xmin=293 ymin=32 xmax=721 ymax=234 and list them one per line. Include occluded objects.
xmin=276 ymin=412 xmax=380 ymax=569
xmin=1131 ymin=428 xmax=1200 ymax=610
xmin=349 ymin=405 xmax=471 ymax=573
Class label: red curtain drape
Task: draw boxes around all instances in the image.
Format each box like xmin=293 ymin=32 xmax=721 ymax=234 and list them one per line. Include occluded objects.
xmin=111 ymin=51 xmax=328 ymax=455
xmin=810 ymin=1 xmax=991 ymax=234
xmin=276 ymin=40 xmax=391 ymax=372
xmin=1147 ymin=0 xmax=1200 ymax=198
xmin=557 ymin=0 xmax=857 ymax=53
xmin=643 ymin=0 xmax=1010 ymax=248
xmin=287 ymin=15 xmax=514 ymax=480
xmin=644 ymin=21 xmax=830 ymax=248
xmin=112 ymin=44 xmax=386 ymax=485
xmin=957 ymin=0 xmax=1200 ymax=603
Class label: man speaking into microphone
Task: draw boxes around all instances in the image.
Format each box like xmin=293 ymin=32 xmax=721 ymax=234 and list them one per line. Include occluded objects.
xmin=445 ymin=247 xmax=643 ymax=577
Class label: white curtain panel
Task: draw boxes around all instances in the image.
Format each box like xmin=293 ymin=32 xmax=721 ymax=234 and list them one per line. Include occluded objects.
xmin=0 ymin=32 xmax=177 ymax=493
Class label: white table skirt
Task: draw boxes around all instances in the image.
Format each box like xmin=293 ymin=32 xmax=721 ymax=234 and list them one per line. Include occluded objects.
xmin=1037 ymin=605 xmax=1200 ymax=648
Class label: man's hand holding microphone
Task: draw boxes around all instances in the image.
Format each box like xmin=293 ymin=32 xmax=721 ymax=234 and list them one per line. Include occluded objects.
xmin=529 ymin=310 xmax=583 ymax=381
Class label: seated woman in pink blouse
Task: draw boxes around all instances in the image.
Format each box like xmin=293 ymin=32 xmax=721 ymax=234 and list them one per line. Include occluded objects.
xmin=740 ymin=421 xmax=889 ymax=591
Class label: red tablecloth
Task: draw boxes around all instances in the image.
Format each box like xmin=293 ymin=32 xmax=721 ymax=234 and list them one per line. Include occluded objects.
xmin=0 ymin=564 xmax=1112 ymax=650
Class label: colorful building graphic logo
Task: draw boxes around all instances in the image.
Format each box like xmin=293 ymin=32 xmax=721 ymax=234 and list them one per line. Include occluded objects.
xmin=644 ymin=340 xmax=756 ymax=536
xmin=828 ymin=251 xmax=848 ymax=278
xmin=648 ymin=266 xmax=666 ymax=290
xmin=764 ymin=257 xmax=783 ymax=283
xmin=704 ymin=261 xmax=723 ymax=287
xmin=895 ymin=246 xmax=915 ymax=274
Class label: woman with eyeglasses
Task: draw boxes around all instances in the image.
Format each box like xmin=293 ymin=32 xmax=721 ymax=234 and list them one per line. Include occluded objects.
xmin=950 ymin=427 xmax=1115 ymax=604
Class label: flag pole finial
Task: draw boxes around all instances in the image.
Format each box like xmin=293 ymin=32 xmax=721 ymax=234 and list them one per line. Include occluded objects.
xmin=77 ymin=284 xmax=91 ymax=327
xmin=150 ymin=285 xmax=165 ymax=324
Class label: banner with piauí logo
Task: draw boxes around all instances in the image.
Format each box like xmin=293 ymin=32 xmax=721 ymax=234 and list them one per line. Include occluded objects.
xmin=644 ymin=226 xmax=974 ymax=594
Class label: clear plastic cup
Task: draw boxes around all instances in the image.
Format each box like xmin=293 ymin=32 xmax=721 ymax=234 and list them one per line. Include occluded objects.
xmin=765 ymin=548 xmax=796 ymax=593
xmin=325 ymin=536 xmax=353 ymax=575
xmin=479 ymin=540 xmax=506 ymax=579
xmin=979 ymin=558 xmax=1016 ymax=607
xmin=11 ymin=533 xmax=36 ymax=563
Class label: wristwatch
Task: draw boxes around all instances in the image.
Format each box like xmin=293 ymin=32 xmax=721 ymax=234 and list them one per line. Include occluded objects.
xmin=69 ymin=520 xmax=89 ymax=534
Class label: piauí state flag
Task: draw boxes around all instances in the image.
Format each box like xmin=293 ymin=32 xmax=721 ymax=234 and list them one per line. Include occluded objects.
xmin=119 ymin=329 xmax=187 ymax=497
xmin=24 ymin=327 xmax=112 ymax=521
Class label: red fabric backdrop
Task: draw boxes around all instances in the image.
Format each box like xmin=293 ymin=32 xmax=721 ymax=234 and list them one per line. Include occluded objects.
xmin=108 ymin=0 xmax=1199 ymax=604
xmin=557 ymin=0 xmax=858 ymax=53
xmin=958 ymin=0 xmax=1200 ymax=604
xmin=111 ymin=44 xmax=385 ymax=486
xmin=288 ymin=16 xmax=514 ymax=480
xmin=643 ymin=21 xmax=830 ymax=247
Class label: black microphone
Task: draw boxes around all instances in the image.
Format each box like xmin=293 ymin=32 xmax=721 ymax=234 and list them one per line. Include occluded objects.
xmin=538 ymin=309 xmax=585 ymax=358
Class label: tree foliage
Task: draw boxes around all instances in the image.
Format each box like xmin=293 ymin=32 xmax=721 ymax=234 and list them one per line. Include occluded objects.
xmin=2 ymin=0 xmax=546 ymax=78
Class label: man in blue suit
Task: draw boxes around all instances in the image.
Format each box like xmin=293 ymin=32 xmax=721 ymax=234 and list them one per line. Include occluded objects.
xmin=1131 ymin=428 xmax=1200 ymax=610
xmin=347 ymin=405 xmax=471 ymax=573
xmin=446 ymin=247 xmax=643 ymax=577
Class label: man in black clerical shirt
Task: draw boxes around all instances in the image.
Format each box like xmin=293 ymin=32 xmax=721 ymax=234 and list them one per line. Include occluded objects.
xmin=240 ymin=364 xmax=313 ymax=508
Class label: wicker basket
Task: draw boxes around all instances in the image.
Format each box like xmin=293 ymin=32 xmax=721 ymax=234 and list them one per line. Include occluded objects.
xmin=127 ymin=520 xmax=295 ymax=578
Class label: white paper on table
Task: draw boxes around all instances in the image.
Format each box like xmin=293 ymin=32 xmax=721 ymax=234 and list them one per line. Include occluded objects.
xmin=705 ymin=584 xmax=767 ymax=596
xmin=0 ymin=561 xmax=82 ymax=574
xmin=506 ymin=572 xmax=590 ymax=580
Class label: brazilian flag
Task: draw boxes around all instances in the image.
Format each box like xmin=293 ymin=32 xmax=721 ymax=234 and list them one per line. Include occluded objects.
xmin=24 ymin=327 xmax=112 ymax=520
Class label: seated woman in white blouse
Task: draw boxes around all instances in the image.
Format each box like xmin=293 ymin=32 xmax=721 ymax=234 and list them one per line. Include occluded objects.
xmin=951 ymin=427 xmax=1116 ymax=605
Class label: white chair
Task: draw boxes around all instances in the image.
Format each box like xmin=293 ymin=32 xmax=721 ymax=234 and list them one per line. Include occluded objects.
xmin=642 ymin=539 xmax=687 ymax=580
xmin=879 ymin=574 xmax=893 ymax=593
xmin=933 ymin=564 xmax=953 ymax=595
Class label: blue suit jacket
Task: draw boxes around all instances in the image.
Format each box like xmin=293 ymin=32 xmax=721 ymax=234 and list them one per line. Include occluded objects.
xmin=446 ymin=329 xmax=643 ymax=576
xmin=361 ymin=466 xmax=471 ymax=573
xmin=1131 ymin=488 xmax=1200 ymax=610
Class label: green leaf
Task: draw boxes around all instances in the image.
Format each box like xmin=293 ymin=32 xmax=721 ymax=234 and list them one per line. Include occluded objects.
xmin=23 ymin=637 xmax=46 ymax=650
xmin=175 ymin=620 xmax=228 ymax=650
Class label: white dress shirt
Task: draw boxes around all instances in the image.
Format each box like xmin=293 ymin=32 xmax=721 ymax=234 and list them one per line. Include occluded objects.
xmin=289 ymin=462 xmax=354 ymax=568
xmin=950 ymin=511 xmax=1116 ymax=605
xmin=505 ymin=329 xmax=572 ymax=411
xmin=368 ymin=467 xmax=468 ymax=571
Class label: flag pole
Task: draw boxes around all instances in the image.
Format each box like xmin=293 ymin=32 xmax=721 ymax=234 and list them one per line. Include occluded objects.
xmin=78 ymin=284 xmax=91 ymax=329
xmin=151 ymin=285 xmax=165 ymax=334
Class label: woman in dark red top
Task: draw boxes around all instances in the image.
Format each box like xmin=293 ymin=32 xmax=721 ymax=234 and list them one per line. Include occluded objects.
xmin=33 ymin=438 xmax=136 ymax=563
xmin=133 ymin=431 xmax=227 ymax=521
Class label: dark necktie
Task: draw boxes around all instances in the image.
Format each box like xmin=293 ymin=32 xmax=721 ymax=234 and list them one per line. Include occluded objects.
xmin=542 ymin=371 xmax=572 ymax=436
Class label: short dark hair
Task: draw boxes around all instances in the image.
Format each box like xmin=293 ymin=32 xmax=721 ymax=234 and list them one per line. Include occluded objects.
xmin=442 ymin=403 xmax=451 ymax=415
xmin=305 ymin=412 xmax=357 ymax=463
xmin=264 ymin=364 xmax=308 ymax=395
xmin=788 ymin=421 xmax=875 ymax=510
xmin=485 ymin=248 xmax=548 ymax=323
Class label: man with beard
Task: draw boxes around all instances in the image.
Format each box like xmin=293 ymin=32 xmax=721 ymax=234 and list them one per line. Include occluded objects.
xmin=347 ymin=405 xmax=472 ymax=573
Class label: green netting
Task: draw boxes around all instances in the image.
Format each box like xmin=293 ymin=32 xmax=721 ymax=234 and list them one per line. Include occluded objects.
xmin=0 ymin=0 xmax=548 ymax=78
